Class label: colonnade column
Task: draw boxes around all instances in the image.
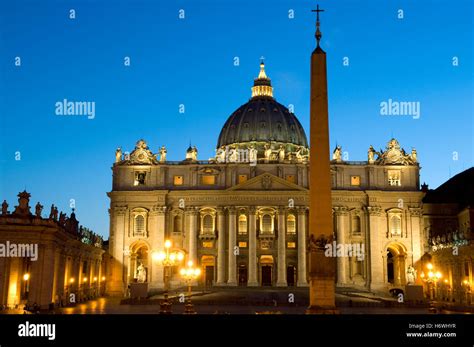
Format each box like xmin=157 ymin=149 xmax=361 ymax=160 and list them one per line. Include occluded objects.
xmin=276 ymin=207 xmax=287 ymax=287
xmin=248 ymin=207 xmax=258 ymax=286
xmin=297 ymin=207 xmax=308 ymax=286
xmin=216 ymin=208 xmax=226 ymax=285
xmin=227 ymin=207 xmax=237 ymax=285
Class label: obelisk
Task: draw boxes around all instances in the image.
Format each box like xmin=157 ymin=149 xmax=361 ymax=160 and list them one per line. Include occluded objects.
xmin=306 ymin=5 xmax=338 ymax=314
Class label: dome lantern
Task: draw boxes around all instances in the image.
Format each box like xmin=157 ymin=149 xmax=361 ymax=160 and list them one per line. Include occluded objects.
xmin=251 ymin=61 xmax=273 ymax=99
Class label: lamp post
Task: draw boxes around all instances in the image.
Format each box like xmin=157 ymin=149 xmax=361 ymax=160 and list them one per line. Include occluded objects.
xmin=180 ymin=260 xmax=201 ymax=314
xmin=420 ymin=263 xmax=442 ymax=313
xmin=152 ymin=240 xmax=184 ymax=314
xmin=22 ymin=273 xmax=30 ymax=300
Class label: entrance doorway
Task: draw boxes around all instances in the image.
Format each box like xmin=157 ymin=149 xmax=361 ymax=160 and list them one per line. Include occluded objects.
xmin=260 ymin=255 xmax=274 ymax=286
xmin=386 ymin=243 xmax=407 ymax=286
xmin=262 ymin=266 xmax=272 ymax=286
xmin=205 ymin=266 xmax=214 ymax=287
xmin=287 ymin=265 xmax=296 ymax=286
xmin=201 ymin=255 xmax=215 ymax=287
xmin=387 ymin=251 xmax=395 ymax=284
xmin=238 ymin=265 xmax=248 ymax=286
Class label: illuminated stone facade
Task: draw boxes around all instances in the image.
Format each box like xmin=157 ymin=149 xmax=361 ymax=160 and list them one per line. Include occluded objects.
xmin=0 ymin=192 xmax=105 ymax=310
xmin=107 ymin=64 xmax=424 ymax=296
xmin=422 ymin=168 xmax=473 ymax=305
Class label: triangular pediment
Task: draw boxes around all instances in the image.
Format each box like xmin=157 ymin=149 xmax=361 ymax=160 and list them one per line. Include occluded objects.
xmin=227 ymin=173 xmax=307 ymax=191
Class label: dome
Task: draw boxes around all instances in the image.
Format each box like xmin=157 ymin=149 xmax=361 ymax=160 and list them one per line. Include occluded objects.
xmin=217 ymin=62 xmax=308 ymax=150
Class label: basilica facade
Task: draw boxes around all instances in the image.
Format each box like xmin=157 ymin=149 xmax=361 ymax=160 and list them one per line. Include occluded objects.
xmin=107 ymin=63 xmax=424 ymax=296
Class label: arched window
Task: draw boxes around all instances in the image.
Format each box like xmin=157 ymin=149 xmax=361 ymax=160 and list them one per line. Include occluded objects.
xmin=287 ymin=214 xmax=296 ymax=234
xmin=390 ymin=215 xmax=401 ymax=236
xmin=262 ymin=214 xmax=273 ymax=233
xmin=352 ymin=215 xmax=361 ymax=234
xmin=238 ymin=215 xmax=247 ymax=235
xmin=134 ymin=215 xmax=145 ymax=236
xmin=202 ymin=214 xmax=214 ymax=234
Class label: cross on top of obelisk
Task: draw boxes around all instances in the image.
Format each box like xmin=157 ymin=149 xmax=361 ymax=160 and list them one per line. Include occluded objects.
xmin=311 ymin=4 xmax=324 ymax=46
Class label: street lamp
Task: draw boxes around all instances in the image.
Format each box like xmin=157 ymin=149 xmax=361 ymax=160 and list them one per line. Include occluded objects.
xmin=180 ymin=261 xmax=201 ymax=314
xmin=22 ymin=273 xmax=30 ymax=300
xmin=152 ymin=239 xmax=185 ymax=314
xmin=420 ymin=263 xmax=442 ymax=313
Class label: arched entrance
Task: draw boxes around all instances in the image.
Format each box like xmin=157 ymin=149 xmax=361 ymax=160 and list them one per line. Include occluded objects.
xmin=129 ymin=242 xmax=150 ymax=283
xmin=201 ymin=255 xmax=215 ymax=287
xmin=386 ymin=243 xmax=407 ymax=287
xmin=260 ymin=255 xmax=274 ymax=286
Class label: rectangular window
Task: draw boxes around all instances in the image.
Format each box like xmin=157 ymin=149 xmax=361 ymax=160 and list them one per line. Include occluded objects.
xmin=238 ymin=215 xmax=247 ymax=235
xmin=174 ymin=175 xmax=184 ymax=185
xmin=202 ymin=214 xmax=214 ymax=234
xmin=287 ymin=215 xmax=296 ymax=234
xmin=261 ymin=214 xmax=273 ymax=233
xmin=134 ymin=172 xmax=146 ymax=186
xmin=238 ymin=174 xmax=248 ymax=184
xmin=201 ymin=175 xmax=216 ymax=185
xmin=287 ymin=242 xmax=296 ymax=249
xmin=238 ymin=241 xmax=247 ymax=248
xmin=202 ymin=241 xmax=214 ymax=248
xmin=350 ymin=175 xmax=360 ymax=186
xmin=285 ymin=175 xmax=296 ymax=184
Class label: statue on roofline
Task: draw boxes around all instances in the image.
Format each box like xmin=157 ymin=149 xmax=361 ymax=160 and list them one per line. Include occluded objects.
xmin=332 ymin=145 xmax=342 ymax=162
xmin=35 ymin=202 xmax=43 ymax=218
xmin=115 ymin=148 xmax=122 ymax=163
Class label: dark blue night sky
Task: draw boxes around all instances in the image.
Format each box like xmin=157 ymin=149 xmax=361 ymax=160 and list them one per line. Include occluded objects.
xmin=1 ymin=0 xmax=472 ymax=236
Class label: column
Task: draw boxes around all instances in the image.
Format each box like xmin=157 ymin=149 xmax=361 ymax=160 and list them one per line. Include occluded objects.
xmin=297 ymin=207 xmax=308 ymax=286
xmin=109 ymin=206 xmax=127 ymax=295
xmin=367 ymin=206 xmax=384 ymax=291
xmin=7 ymin=257 xmax=20 ymax=307
xmin=36 ymin=245 xmax=56 ymax=308
xmin=409 ymin=207 xmax=423 ymax=264
xmin=248 ymin=207 xmax=258 ymax=286
xmin=334 ymin=206 xmax=349 ymax=286
xmin=186 ymin=207 xmax=198 ymax=263
xmin=227 ymin=207 xmax=237 ymax=285
xmin=216 ymin=208 xmax=226 ymax=285
xmin=54 ymin=251 xmax=66 ymax=304
xmin=276 ymin=207 xmax=287 ymax=287
xmin=28 ymin=244 xmax=46 ymax=306
xmin=149 ymin=205 xmax=166 ymax=290
xmin=0 ymin=257 xmax=6 ymax=305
